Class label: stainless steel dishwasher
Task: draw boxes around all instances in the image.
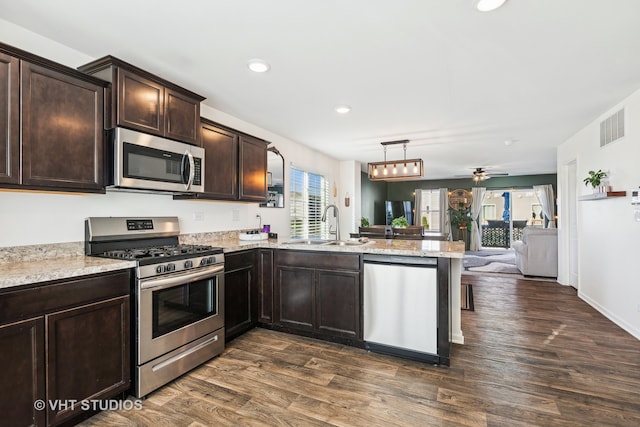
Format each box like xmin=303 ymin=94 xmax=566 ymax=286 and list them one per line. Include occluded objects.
xmin=363 ymin=254 xmax=440 ymax=363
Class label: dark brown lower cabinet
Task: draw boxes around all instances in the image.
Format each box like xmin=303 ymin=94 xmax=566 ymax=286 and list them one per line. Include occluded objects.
xmin=257 ymin=249 xmax=274 ymax=325
xmin=46 ymin=296 xmax=129 ymax=426
xmin=274 ymin=250 xmax=362 ymax=343
xmin=0 ymin=317 xmax=45 ymax=427
xmin=0 ymin=270 xmax=131 ymax=427
xmin=224 ymin=250 xmax=257 ymax=341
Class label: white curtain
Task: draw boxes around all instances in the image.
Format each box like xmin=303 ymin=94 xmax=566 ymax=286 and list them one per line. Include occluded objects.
xmin=414 ymin=189 xmax=423 ymax=226
xmin=533 ymin=184 xmax=556 ymax=228
xmin=469 ymin=187 xmax=486 ymax=251
xmin=440 ymin=188 xmax=450 ymax=240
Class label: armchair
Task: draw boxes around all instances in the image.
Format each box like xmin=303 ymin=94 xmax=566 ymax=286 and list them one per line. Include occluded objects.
xmin=511 ymin=227 xmax=558 ymax=278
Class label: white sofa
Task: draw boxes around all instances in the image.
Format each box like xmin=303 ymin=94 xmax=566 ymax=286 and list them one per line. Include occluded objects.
xmin=511 ymin=227 xmax=558 ymax=278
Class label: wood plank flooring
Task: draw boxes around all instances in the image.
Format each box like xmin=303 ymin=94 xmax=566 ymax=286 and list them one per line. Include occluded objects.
xmin=80 ymin=275 xmax=640 ymax=426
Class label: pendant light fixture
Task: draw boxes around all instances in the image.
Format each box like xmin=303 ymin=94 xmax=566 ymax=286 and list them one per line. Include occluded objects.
xmin=367 ymin=140 xmax=424 ymax=181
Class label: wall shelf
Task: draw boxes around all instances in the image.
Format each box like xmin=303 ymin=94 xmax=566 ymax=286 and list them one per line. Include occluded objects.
xmin=578 ymin=191 xmax=627 ymax=201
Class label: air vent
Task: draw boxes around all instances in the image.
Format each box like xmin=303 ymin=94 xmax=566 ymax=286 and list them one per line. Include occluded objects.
xmin=600 ymin=108 xmax=625 ymax=147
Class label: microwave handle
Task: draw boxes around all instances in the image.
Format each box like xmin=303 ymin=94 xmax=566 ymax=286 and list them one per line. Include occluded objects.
xmin=181 ymin=151 xmax=195 ymax=190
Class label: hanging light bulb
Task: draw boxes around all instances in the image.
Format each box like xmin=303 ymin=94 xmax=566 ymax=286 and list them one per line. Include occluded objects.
xmin=392 ymin=164 xmax=397 ymax=174
xmin=413 ymin=162 xmax=418 ymax=174
xmin=373 ymin=167 xmax=378 ymax=176
xmin=403 ymin=163 xmax=408 ymax=174
xmin=383 ymin=165 xmax=388 ymax=176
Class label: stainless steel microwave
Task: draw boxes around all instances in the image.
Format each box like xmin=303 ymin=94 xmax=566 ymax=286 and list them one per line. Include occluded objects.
xmin=109 ymin=127 xmax=204 ymax=193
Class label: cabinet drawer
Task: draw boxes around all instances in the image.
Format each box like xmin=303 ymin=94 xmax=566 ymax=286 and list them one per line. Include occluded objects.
xmin=0 ymin=270 xmax=131 ymax=324
xmin=225 ymin=250 xmax=255 ymax=271
xmin=276 ymin=250 xmax=360 ymax=270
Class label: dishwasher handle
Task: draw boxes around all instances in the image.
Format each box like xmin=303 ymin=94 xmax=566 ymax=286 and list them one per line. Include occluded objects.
xmin=363 ymin=254 xmax=437 ymax=267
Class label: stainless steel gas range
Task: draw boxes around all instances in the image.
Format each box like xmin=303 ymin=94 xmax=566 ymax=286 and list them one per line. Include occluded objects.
xmin=85 ymin=216 xmax=225 ymax=398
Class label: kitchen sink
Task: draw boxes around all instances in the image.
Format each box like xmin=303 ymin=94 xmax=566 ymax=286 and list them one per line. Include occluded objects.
xmin=282 ymin=238 xmax=370 ymax=246
xmin=283 ymin=239 xmax=332 ymax=245
xmin=324 ymin=240 xmax=368 ymax=246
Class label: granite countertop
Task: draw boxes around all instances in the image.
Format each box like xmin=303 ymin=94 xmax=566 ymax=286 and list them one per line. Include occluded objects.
xmin=185 ymin=236 xmax=465 ymax=259
xmin=0 ymin=256 xmax=136 ymax=290
xmin=0 ymin=236 xmax=463 ymax=291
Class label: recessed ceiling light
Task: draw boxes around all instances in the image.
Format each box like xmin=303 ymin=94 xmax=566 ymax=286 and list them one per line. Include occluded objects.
xmin=335 ymin=105 xmax=351 ymax=114
xmin=247 ymin=59 xmax=270 ymax=73
xmin=473 ymin=0 xmax=507 ymax=12
xmin=504 ymin=139 xmax=514 ymax=146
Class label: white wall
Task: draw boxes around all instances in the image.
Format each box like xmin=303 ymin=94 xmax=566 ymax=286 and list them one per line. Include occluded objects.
xmin=0 ymin=21 xmax=347 ymax=247
xmin=557 ymin=87 xmax=640 ymax=340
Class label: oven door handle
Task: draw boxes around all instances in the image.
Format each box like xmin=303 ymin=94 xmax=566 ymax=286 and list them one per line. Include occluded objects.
xmin=140 ymin=265 xmax=224 ymax=291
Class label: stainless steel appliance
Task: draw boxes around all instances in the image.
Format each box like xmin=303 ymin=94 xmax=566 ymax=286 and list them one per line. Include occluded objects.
xmin=109 ymin=127 xmax=204 ymax=193
xmin=363 ymin=254 xmax=443 ymax=364
xmin=85 ymin=216 xmax=224 ymax=398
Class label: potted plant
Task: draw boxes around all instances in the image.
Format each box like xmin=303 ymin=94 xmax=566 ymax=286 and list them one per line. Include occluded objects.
xmin=360 ymin=217 xmax=370 ymax=227
xmin=450 ymin=208 xmax=473 ymax=231
xmin=583 ymin=169 xmax=608 ymax=193
xmin=421 ymin=215 xmax=430 ymax=231
xmin=391 ymin=216 xmax=409 ymax=228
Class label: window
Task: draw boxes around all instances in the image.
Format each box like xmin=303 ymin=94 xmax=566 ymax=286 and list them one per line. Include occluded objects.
xmin=481 ymin=204 xmax=497 ymax=224
xmin=290 ymin=167 xmax=329 ymax=239
xmin=416 ymin=189 xmax=441 ymax=231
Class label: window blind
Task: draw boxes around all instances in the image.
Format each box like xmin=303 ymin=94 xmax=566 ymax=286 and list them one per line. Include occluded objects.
xmin=290 ymin=167 xmax=329 ymax=238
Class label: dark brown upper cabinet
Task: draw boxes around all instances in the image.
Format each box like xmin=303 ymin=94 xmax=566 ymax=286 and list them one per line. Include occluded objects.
xmin=0 ymin=51 xmax=19 ymax=185
xmin=79 ymin=56 xmax=204 ymax=146
xmin=0 ymin=43 xmax=107 ymax=193
xmin=176 ymin=118 xmax=267 ymax=202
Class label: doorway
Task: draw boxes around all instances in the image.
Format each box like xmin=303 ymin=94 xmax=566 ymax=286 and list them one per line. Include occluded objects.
xmin=481 ymin=189 xmax=540 ymax=249
xmin=567 ymin=161 xmax=579 ymax=289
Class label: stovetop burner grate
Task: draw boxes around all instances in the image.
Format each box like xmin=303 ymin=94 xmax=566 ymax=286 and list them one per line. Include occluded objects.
xmin=99 ymin=244 xmax=222 ymax=261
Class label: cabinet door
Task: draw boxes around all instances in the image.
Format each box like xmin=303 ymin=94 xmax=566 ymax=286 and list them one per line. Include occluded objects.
xmin=165 ymin=87 xmax=200 ymax=145
xmin=21 ymin=62 xmax=104 ymax=191
xmin=200 ymin=122 xmax=238 ymax=199
xmin=224 ymin=251 xmax=256 ymax=341
xmin=117 ymin=68 xmax=164 ymax=136
xmin=258 ymin=249 xmax=274 ymax=325
xmin=46 ymin=296 xmax=130 ymax=426
xmin=0 ymin=52 xmax=19 ymax=185
xmin=274 ymin=266 xmax=314 ymax=332
xmin=238 ymin=134 xmax=267 ymax=202
xmin=316 ymin=269 xmax=361 ymax=339
xmin=0 ymin=317 xmax=45 ymax=427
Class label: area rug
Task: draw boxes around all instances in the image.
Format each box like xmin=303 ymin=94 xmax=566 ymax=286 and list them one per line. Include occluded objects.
xmin=463 ymin=249 xmax=521 ymax=275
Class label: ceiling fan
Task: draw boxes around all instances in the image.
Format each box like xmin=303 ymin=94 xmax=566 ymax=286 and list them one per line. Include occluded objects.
xmin=471 ymin=167 xmax=508 ymax=181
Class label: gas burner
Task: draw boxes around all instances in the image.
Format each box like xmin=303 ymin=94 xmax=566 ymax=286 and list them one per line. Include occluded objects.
xmin=99 ymin=244 xmax=221 ymax=261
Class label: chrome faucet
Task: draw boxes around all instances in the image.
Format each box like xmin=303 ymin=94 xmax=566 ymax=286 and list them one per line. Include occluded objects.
xmin=321 ymin=204 xmax=340 ymax=241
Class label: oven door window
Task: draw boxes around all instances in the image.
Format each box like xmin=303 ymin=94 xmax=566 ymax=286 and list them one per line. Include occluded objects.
xmin=152 ymin=277 xmax=217 ymax=338
xmin=124 ymin=142 xmax=185 ymax=184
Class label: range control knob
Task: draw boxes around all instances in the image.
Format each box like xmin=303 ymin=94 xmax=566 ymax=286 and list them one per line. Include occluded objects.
xmin=167 ymin=263 xmax=176 ymax=272
xmin=208 ymin=256 xmax=216 ymax=265
xmin=200 ymin=258 xmax=208 ymax=266
xmin=156 ymin=265 xmax=166 ymax=274
xmin=184 ymin=260 xmax=193 ymax=269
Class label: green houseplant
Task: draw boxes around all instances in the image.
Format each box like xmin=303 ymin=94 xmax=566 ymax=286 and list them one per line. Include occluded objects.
xmin=391 ymin=216 xmax=410 ymax=228
xmin=450 ymin=208 xmax=473 ymax=231
xmin=360 ymin=217 xmax=370 ymax=227
xmin=583 ymin=169 xmax=607 ymax=189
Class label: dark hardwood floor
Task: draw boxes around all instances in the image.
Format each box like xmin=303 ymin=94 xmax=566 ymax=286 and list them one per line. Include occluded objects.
xmin=80 ymin=275 xmax=640 ymax=426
